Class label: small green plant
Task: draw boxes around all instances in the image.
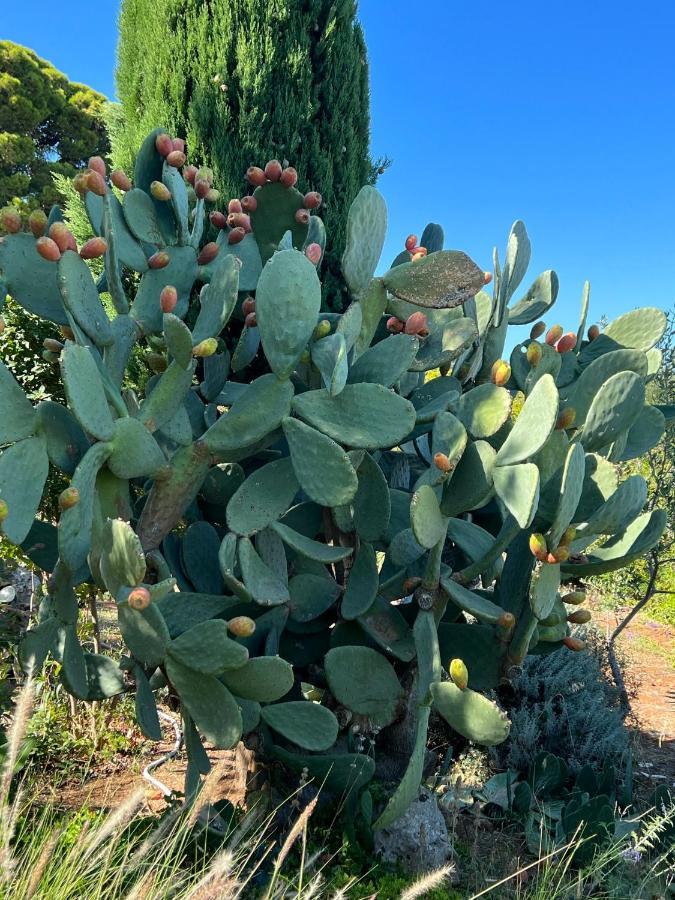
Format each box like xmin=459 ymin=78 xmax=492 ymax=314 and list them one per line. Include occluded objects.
xmin=0 ymin=127 xmax=669 ymax=834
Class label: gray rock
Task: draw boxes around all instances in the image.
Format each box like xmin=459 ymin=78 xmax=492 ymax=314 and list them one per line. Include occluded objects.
xmin=374 ymin=786 xmax=457 ymax=876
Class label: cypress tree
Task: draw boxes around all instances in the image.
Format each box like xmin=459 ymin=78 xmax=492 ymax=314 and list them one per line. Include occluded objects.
xmin=115 ymin=0 xmax=380 ymax=308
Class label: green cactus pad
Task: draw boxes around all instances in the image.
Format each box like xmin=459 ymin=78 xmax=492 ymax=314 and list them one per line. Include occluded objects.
xmin=133 ymin=129 xmax=177 ymax=245
xmin=117 ymin=598 xmax=169 ymax=667
xmin=357 ymin=596 xmax=416 ymax=661
xmin=325 ymin=646 xmax=402 ymax=725
xmin=548 ymin=442 xmax=585 ymax=547
xmin=619 ymin=404 xmax=666 ymax=460
xmin=494 ymin=462 xmax=540 ymax=529
xmin=335 ymin=301 xmax=363 ymax=353
xmin=215 ymin=232 xmax=263 ymax=292
xmin=238 ymin=536 xmax=290 ymax=605
xmin=342 ymin=543 xmax=379 ymax=620
xmin=431 ymin=681 xmax=510 ymax=745
xmin=135 ymin=666 xmax=162 ymax=740
xmin=437 ymin=623 xmax=504 ymax=691
xmin=270 ymin=521 xmax=353 ymax=563
xmin=60 ymin=344 xmax=115 ymax=441
xmin=341 ymin=185 xmax=387 ymax=299
xmin=163 ymin=313 xmax=193 ymax=368
xmin=282 ymin=417 xmax=357 ymax=508
xmin=131 ymin=246 xmax=198 ymax=333
xmin=249 ymin=182 xmax=308 ymax=264
xmin=288 ymin=573 xmax=341 ymax=622
xmin=529 ymin=562 xmax=560 ymax=620
xmin=35 ymin=401 xmax=88 ymax=476
xmin=416 ymin=412 xmax=467 ymax=489
xmin=351 ymin=452 xmax=391 ymax=541
xmin=508 ymin=270 xmax=559 ymax=325
xmin=311 ymin=332 xmax=348 ymax=396
xmin=20 ymin=618 xmax=61 ymax=677
xmin=496 ymin=375 xmax=558 ymax=466
xmin=582 ymin=474 xmax=648 ymax=536
xmin=603 ymin=307 xmax=667 ymax=352
xmin=138 ymin=360 xmax=196 ymax=433
xmin=383 ymin=250 xmax=485 ymax=309
xmin=410 ymin=485 xmax=446 ymax=549
xmin=99 ymin=518 xmax=146 ymax=596
xmin=388 ymin=528 xmax=425 ymax=568
xmin=0 ymin=232 xmax=68 ymax=324
xmin=180 ymin=522 xmax=224 ymax=594
xmin=57 ymin=252 xmax=114 ymax=347
xmin=166 ymin=657 xmax=242 ymax=749
xmin=162 ymin=162 xmax=189 ymax=243
xmin=0 ymin=436 xmax=49 ymax=545
xmin=441 ymin=572 xmax=507 ymax=625
xmin=348 ymin=333 xmax=419 ymax=388
xmin=204 ymin=373 xmax=294 ymax=455
xmin=0 ymin=360 xmax=37 ymax=444
xmin=226 ymin=457 xmax=299 ymax=536
xmin=574 ymin=453 xmax=618 ymax=522
xmin=122 ymin=189 xmax=165 ymax=246
xmin=260 ymin=701 xmax=339 ymax=752
xmin=292 ymin=383 xmax=416 ymax=450
xmin=108 ymin=417 xmax=166 ymax=479
xmin=562 ymin=509 xmax=666 ymax=576
xmin=192 ymin=254 xmax=240 ymax=344
xmin=409 ymin=316 xmax=477 ymax=372
xmin=86 ymin=191 xmax=150 ymax=273
xmin=272 ymin=746 xmax=375 ymax=794
xmin=562 ymin=348 xmax=648 ymax=424
xmin=440 ymin=440 xmax=496 ymax=516
xmin=579 ymin=370 xmax=645 ymax=452
xmin=155 ymin=593 xmax=242 ymax=639
xmin=374 ymin=706 xmax=430 ymax=830
xmin=353 ymin=279 xmax=388 ymax=359
xmin=168 ymin=620 xmax=248 ymax=674
xmin=456 ymin=384 xmax=511 ymax=439
xmin=221 ymin=655 xmax=294 ymax=702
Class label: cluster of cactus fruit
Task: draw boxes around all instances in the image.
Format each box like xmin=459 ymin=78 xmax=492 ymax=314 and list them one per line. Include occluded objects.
xmin=0 ymin=127 xmax=670 ymax=831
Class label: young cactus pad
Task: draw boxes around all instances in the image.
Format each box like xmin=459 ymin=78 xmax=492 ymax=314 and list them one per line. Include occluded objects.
xmin=0 ymin=131 xmax=668 ymax=831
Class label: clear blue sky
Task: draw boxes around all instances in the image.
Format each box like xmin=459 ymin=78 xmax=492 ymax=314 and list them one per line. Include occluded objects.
xmin=4 ymin=1 xmax=674 ymax=336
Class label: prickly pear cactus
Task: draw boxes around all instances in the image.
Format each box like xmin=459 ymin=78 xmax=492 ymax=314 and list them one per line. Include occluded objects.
xmin=0 ymin=130 xmax=669 ymax=830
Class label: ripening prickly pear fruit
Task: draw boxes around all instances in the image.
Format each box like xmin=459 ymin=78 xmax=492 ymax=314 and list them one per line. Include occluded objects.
xmin=562 ymin=590 xmax=586 ymax=605
xmin=241 ymin=195 xmax=257 ymax=213
xmin=197 ymin=242 xmax=219 ymax=265
xmin=227 ymin=212 xmax=251 ymax=232
xmin=42 ymin=350 xmax=59 ymax=364
xmin=498 ymin=612 xmax=516 ymax=629
xmin=314 ymin=319 xmax=331 ymax=340
xmin=172 ymin=138 xmax=186 ymax=153
xmin=491 ymin=359 xmax=511 ymax=386
xmin=556 ymin=407 xmax=576 ymax=430
xmin=563 ymin=636 xmax=585 ymax=652
xmin=227 ymin=616 xmax=256 ymax=638
xmin=280 ymin=166 xmax=298 ymax=188
xmin=0 ymin=500 xmax=8 ymax=523
xmin=386 ymin=317 xmax=404 ymax=334
xmin=43 ymin=338 xmax=63 ymax=353
xmin=160 ymin=285 xmax=178 ymax=314
xmin=559 ymin=526 xmax=576 ymax=546
xmin=530 ymin=321 xmax=546 ymax=340
xmin=209 ymin=211 xmax=227 ymax=229
xmin=484 ymin=271 xmax=493 ymax=285
xmin=148 ymin=251 xmax=170 ymax=269
xmin=166 ymin=149 xmax=186 ymax=168
xmin=433 ymin=452 xmax=452 ymax=472
xmin=155 ymin=133 xmax=173 ymax=157
xmin=128 ymin=587 xmax=151 ymax=611
xmin=228 ymin=226 xmax=246 ymax=245
xmin=228 ymin=198 xmax=243 ymax=214
xmin=28 ymin=210 xmax=48 ymax=237
xmin=568 ymin=609 xmax=591 ymax=624
xmin=411 ymin=250 xmax=427 ymax=262
xmin=206 ymin=189 xmax=220 ymax=203
xmin=195 ymin=179 xmax=210 ymax=200
xmin=86 ymin=170 xmax=107 ymax=196
xmin=295 ymin=208 xmax=310 ymax=225
xmin=49 ymin=223 xmax=76 ymax=252
xmin=404 ymin=312 xmax=428 ymax=335
xmin=80 ymin=237 xmax=108 ymax=260
xmin=449 ymin=658 xmax=469 ymax=690
xmin=72 ymin=172 xmax=89 ymax=194
xmin=246 ymin=166 xmax=267 ymax=187
xmin=529 ymin=533 xmax=548 ymax=561
xmin=264 ymin=159 xmax=282 ymax=182
xmin=193 ymin=338 xmax=218 ymax=358
xmin=304 ymin=191 xmax=322 ymax=209
xmin=405 ymin=234 xmax=417 ymax=252
xmin=58 ymin=487 xmax=80 ymax=511
xmin=305 ymin=243 xmax=322 ymax=264
xmin=587 ymin=324 xmax=600 ymax=341
xmin=109 ymin=169 xmax=131 ymax=193
xmin=242 ymin=297 xmax=256 ymax=317
xmin=547 ymin=545 xmax=569 ymax=563
xmin=150 ymin=181 xmax=172 ymax=201
xmin=88 ymin=155 xmax=107 ymax=177
xmin=244 ymin=311 xmax=257 ymax=328
xmin=146 ymin=352 xmax=167 ymax=373
xmin=60 ymin=325 xmax=75 ymax=341
xmin=556 ymin=332 xmax=576 ymax=354
xmin=526 ymin=342 xmax=543 ymax=366
xmin=299 ymin=348 xmax=311 ymax=364
xmin=35 ymin=236 xmax=61 ymax=262
xmin=184 ymin=165 xmax=198 ymax=185
xmin=545 ymin=324 xmax=563 ymax=346
xmin=0 ymin=207 xmax=21 ymax=234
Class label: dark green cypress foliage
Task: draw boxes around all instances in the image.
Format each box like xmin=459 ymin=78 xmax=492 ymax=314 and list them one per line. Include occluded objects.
xmin=116 ymin=0 xmax=380 ymax=309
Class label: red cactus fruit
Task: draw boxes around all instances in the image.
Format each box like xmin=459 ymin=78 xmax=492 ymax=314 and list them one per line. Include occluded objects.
xmin=197 ymin=242 xmax=219 ymax=265
xmin=404 ymin=311 xmax=428 ymax=335
xmin=42 ymin=338 xmax=63 ymax=353
xmin=555 ymin=332 xmax=576 ymax=354
xmin=195 ymin=179 xmax=210 ymax=200
xmin=264 ymin=160 xmax=283 ymax=182
xmin=280 ymin=166 xmax=298 ymax=188
xmin=128 ymin=587 xmax=151 ymax=611
xmin=209 ymin=211 xmax=227 ymax=229
xmin=36 ymin=236 xmax=61 ymax=262
xmin=587 ymin=324 xmax=600 ymax=341
xmin=529 ymin=533 xmax=548 ymax=561
xmin=405 ymin=234 xmax=417 ymax=252
xmin=483 ymin=271 xmax=493 ymax=285
xmin=49 ymin=223 xmax=77 ymax=252
xmin=60 ymin=326 xmax=75 ymax=341
xmin=241 ymin=195 xmax=257 ymax=213
xmin=0 ymin=207 xmax=21 ymax=234
xmin=227 ymin=212 xmax=251 ymax=232
xmin=563 ymin=636 xmax=585 ymax=651
xmin=304 ymin=191 xmax=322 ymax=209
xmin=386 ymin=316 xmax=404 ymax=334
xmin=545 ymin=324 xmax=563 ymax=346
xmin=184 ymin=165 xmax=198 ymax=185
xmin=242 ymin=297 xmax=256 ymax=316
xmin=111 ymin=169 xmax=132 ymax=191
xmin=148 ymin=251 xmax=170 ymax=269
xmin=245 ymin=311 xmax=258 ymax=328
xmin=556 ymin=407 xmax=576 ymax=430
xmin=88 ymin=155 xmax=107 ymax=177
xmin=411 ymin=248 xmax=428 ymax=262
xmin=433 ymin=452 xmax=452 ymax=473
xmin=58 ymin=487 xmax=80 ymax=511
xmin=160 ymin=285 xmax=178 ymax=314
xmin=305 ymin=243 xmax=322 ymax=264
xmin=80 ymin=237 xmax=108 ymax=260
xmin=548 ymin=545 xmax=569 ymax=563
xmin=86 ymin=170 xmax=107 ymax=196
xmin=28 ymin=210 xmax=48 ymax=237
xmin=166 ymin=150 xmax=186 ymax=168
xmin=228 ymin=198 xmax=243 ymax=214
xmin=155 ymin=133 xmax=173 ymax=157
xmin=246 ymin=166 xmax=267 ymax=187
xmin=530 ymin=321 xmax=546 ymax=340
xmin=228 ymin=227 xmax=246 ymax=245
xmin=172 ymin=138 xmax=186 ymax=153
xmin=295 ymin=208 xmax=310 ymax=225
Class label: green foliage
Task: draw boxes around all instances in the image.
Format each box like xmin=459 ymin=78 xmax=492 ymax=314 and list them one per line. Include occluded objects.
xmin=115 ymin=0 xmax=381 ymax=309
xmin=0 ymin=41 xmax=109 ymax=212
xmin=0 ymin=130 xmax=668 ymax=834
